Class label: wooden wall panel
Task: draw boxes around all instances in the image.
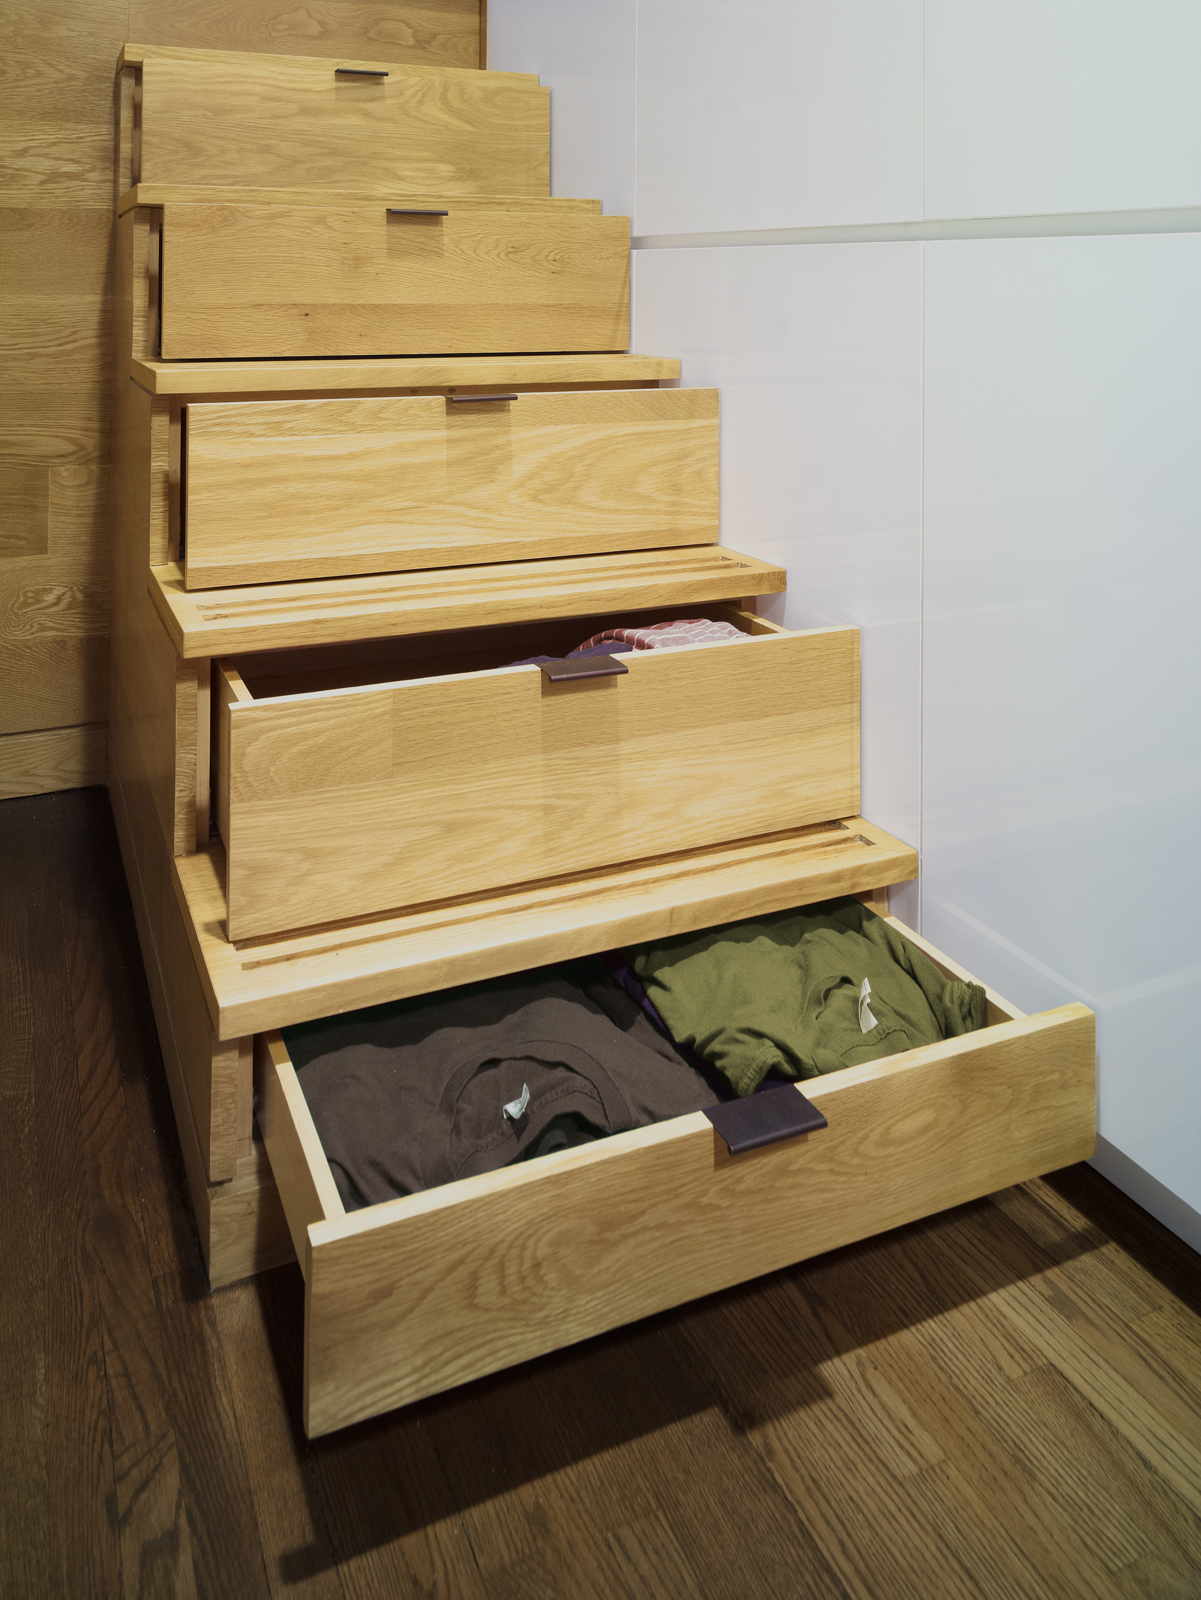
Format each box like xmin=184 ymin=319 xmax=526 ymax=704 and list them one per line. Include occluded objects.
xmin=0 ymin=2 xmax=484 ymax=799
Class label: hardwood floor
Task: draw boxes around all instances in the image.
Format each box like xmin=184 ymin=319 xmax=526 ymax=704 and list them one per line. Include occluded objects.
xmin=2 ymin=786 xmax=1200 ymax=1600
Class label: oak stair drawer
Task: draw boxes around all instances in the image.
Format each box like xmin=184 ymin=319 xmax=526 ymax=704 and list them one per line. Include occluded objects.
xmin=125 ymin=44 xmax=549 ymax=197
xmin=156 ymin=203 xmax=630 ymax=359
xmin=214 ymin=610 xmax=860 ymax=942
xmin=182 ymin=388 xmax=719 ymax=589
xmin=256 ymin=913 xmax=1096 ymax=1437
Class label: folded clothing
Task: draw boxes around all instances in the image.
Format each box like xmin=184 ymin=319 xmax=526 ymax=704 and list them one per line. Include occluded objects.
xmin=628 ymin=898 xmax=988 ymax=1097
xmin=574 ymin=618 xmax=747 ymax=651
xmin=284 ymin=961 xmax=716 ymax=1210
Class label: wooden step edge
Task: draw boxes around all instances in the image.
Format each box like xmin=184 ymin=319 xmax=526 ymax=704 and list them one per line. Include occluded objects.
xmin=150 ymin=547 xmax=788 ymax=658
xmin=130 ymin=352 xmax=681 ymax=396
xmin=118 ymin=185 xmax=603 ymax=217
xmin=171 ymin=817 xmax=919 ymax=1041
xmin=119 ymin=42 xmax=539 ymax=84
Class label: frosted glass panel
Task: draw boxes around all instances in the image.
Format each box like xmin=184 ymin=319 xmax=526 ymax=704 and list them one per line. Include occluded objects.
xmin=923 ymin=233 xmax=1201 ymax=1212
xmin=635 ymin=243 xmax=922 ymax=870
xmin=635 ymin=0 xmax=923 ymax=235
xmin=486 ymin=0 xmax=636 ymax=217
xmin=926 ymin=0 xmax=1201 ymax=218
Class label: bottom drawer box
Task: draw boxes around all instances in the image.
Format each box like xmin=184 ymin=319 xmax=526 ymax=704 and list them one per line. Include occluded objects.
xmin=256 ymin=912 xmax=1095 ymax=1438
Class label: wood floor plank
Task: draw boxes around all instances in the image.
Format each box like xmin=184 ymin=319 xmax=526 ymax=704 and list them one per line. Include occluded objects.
xmin=61 ymin=791 xmax=195 ymax=1598
xmin=0 ymin=799 xmax=67 ymax=1599
xmin=208 ymin=1268 xmax=343 ymax=1600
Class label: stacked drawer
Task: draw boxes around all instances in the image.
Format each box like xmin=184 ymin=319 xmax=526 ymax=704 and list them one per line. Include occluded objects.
xmin=109 ymin=40 xmax=1095 ymax=1438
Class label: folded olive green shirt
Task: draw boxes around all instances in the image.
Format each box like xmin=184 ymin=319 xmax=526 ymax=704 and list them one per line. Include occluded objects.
xmin=630 ymin=898 xmax=987 ymax=1096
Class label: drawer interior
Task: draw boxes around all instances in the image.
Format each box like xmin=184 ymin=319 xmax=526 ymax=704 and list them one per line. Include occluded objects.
xmin=255 ymin=910 xmax=1095 ymax=1436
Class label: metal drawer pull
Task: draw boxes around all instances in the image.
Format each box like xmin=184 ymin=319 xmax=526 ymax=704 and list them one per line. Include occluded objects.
xmin=538 ymin=657 xmax=629 ymax=683
xmin=703 ymin=1084 xmax=828 ymax=1155
xmin=448 ymin=393 xmax=520 ymax=403
xmin=387 ymin=208 xmax=450 ymax=217
xmin=335 ymin=67 xmax=389 ymax=76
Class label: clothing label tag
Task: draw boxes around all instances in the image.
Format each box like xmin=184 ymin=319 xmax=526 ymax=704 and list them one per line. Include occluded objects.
xmin=858 ymin=978 xmax=878 ymax=1033
xmin=503 ymin=1083 xmax=530 ymax=1121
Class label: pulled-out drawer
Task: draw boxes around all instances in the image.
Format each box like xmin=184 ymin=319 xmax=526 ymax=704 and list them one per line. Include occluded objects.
xmin=183 ymin=388 xmax=718 ymax=589
xmin=256 ymin=912 xmax=1095 ymax=1436
xmin=156 ymin=203 xmax=629 ymax=359
xmin=214 ymin=609 xmax=860 ymax=941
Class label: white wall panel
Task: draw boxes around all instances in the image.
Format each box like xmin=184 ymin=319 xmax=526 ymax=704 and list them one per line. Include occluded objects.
xmin=923 ymin=233 xmax=1201 ymax=1213
xmin=634 ymin=0 xmax=923 ymax=236
xmin=635 ymin=244 xmax=923 ymax=911
xmin=926 ymin=0 xmax=1201 ymax=219
xmin=486 ymin=0 xmax=637 ymax=217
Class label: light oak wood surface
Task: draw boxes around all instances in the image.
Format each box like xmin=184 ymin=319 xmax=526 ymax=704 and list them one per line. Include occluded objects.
xmin=173 ymin=816 xmax=916 ymax=1040
xmin=152 ymin=546 xmax=786 ymax=657
xmin=254 ymin=950 xmax=1095 ymax=1433
xmin=125 ymin=44 xmax=548 ymax=197
xmin=132 ymin=352 xmax=679 ymax=395
xmin=255 ymin=1032 xmax=344 ymax=1269
xmin=220 ymin=624 xmax=860 ymax=940
xmin=0 ymin=724 xmax=108 ymax=799
xmin=183 ymin=388 xmax=719 ymax=587
xmin=157 ymin=203 xmax=630 ymax=359
xmin=119 ymin=184 xmax=599 ymax=216
xmin=124 ymin=1 xmax=483 ymax=69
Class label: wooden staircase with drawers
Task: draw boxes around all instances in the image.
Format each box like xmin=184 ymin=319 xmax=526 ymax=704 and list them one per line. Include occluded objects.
xmin=108 ymin=36 xmax=1095 ymax=1438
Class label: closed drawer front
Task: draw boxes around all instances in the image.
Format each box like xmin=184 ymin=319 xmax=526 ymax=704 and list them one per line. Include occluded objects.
xmin=256 ymin=913 xmax=1096 ymax=1436
xmin=158 ymin=204 xmax=630 ymax=360
xmin=183 ymin=388 xmax=719 ymax=589
xmin=133 ymin=47 xmax=548 ymax=195
xmin=215 ymin=611 xmax=861 ymax=942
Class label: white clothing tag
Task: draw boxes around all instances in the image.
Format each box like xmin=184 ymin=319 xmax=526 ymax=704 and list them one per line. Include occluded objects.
xmin=503 ymin=1083 xmax=531 ymax=1121
xmin=858 ymin=978 xmax=878 ymax=1033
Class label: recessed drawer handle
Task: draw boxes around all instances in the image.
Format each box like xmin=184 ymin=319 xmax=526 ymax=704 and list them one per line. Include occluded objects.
xmin=538 ymin=657 xmax=629 ymax=683
xmin=387 ymin=208 xmax=450 ymax=218
xmin=335 ymin=67 xmax=389 ymax=76
xmin=448 ymin=393 xmax=520 ymax=403
xmin=703 ymin=1084 xmax=828 ymax=1155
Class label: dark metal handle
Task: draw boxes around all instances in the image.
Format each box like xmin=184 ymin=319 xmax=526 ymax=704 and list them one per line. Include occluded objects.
xmin=539 ymin=657 xmax=629 ymax=683
xmin=448 ymin=393 xmax=519 ymax=403
xmin=387 ymin=208 xmax=449 ymax=217
xmin=336 ymin=67 xmax=388 ymax=76
xmin=703 ymin=1084 xmax=828 ymax=1155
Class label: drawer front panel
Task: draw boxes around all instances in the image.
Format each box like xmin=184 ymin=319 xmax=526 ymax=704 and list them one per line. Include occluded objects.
xmin=255 ymin=974 xmax=1095 ymax=1435
xmin=223 ymin=627 xmax=861 ymax=941
xmin=137 ymin=50 xmax=547 ymax=195
xmin=184 ymin=389 xmax=720 ymax=589
xmin=159 ymin=206 xmax=630 ymax=360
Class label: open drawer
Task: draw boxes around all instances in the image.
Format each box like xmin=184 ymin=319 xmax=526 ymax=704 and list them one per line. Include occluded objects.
xmin=182 ymin=387 xmax=719 ymax=589
xmin=213 ymin=607 xmax=860 ymax=942
xmin=256 ymin=911 xmax=1096 ymax=1437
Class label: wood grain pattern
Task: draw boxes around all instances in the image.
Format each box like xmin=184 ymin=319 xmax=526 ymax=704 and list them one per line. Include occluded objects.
xmin=184 ymin=388 xmax=718 ymax=587
xmin=0 ymin=723 xmax=108 ymax=798
xmin=158 ymin=203 xmax=629 ymax=359
xmin=152 ymin=546 xmax=786 ymax=657
xmin=132 ymin=44 xmax=545 ymax=195
xmin=221 ymin=625 xmax=860 ymax=940
xmin=126 ymin=0 xmax=482 ymax=69
xmin=134 ymin=351 xmax=679 ymax=394
xmin=273 ymin=988 xmax=1095 ymax=1433
xmin=173 ymin=816 xmax=917 ymax=1040
xmin=120 ymin=183 xmax=599 ymax=215
xmin=255 ymin=1031 xmax=344 ymax=1269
